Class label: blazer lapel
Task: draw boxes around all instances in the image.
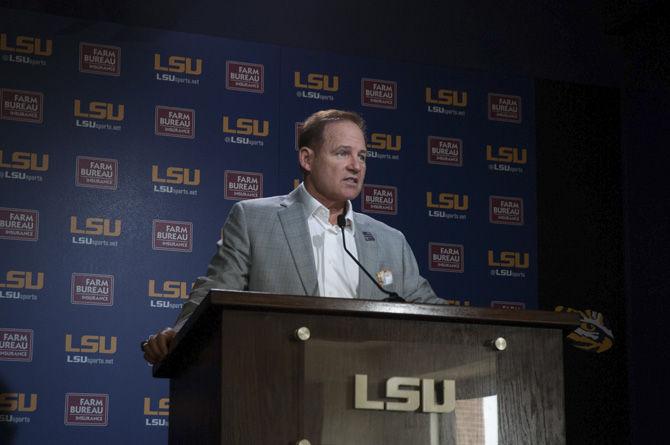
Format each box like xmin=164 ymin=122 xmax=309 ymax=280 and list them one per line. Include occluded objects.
xmin=354 ymin=216 xmax=379 ymax=299
xmin=278 ymin=193 xmax=319 ymax=296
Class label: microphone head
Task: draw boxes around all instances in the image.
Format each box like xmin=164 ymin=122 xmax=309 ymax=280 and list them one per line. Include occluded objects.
xmin=337 ymin=214 xmax=347 ymax=228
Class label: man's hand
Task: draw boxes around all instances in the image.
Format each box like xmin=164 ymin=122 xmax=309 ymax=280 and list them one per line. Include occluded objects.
xmin=142 ymin=327 xmax=176 ymax=364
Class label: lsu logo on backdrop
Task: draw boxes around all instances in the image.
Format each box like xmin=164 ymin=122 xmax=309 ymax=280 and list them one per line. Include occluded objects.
xmin=148 ymin=279 xmax=191 ymax=309
xmin=366 ymin=133 xmax=401 ymax=160
xmin=293 ymin=71 xmax=338 ymax=101
xmin=70 ymin=216 xmax=122 ymax=247
xmin=0 ymin=32 xmax=52 ymax=66
xmin=73 ymin=99 xmax=124 ymax=131
xmin=427 ymin=137 xmax=462 ymax=167
xmin=0 ymin=89 xmax=43 ymax=123
xmin=79 ymin=42 xmax=121 ymax=76
xmin=222 ymin=115 xmax=269 ymax=147
xmin=425 ymin=87 xmax=467 ymax=116
xmin=152 ymin=165 xmax=200 ymax=196
xmin=0 ymin=392 xmax=38 ymax=424
xmin=155 ymin=106 xmax=195 ymax=139
xmin=486 ymin=144 xmax=527 ymax=173
xmin=0 ymin=270 xmax=44 ymax=302
xmin=224 ymin=171 xmax=263 ymax=200
xmin=487 ymin=249 xmax=529 ymax=278
xmin=0 ymin=208 xmax=39 ymax=241
xmin=361 ymin=185 xmax=397 ymax=215
xmin=489 ymin=196 xmax=524 ymax=225
xmin=491 ymin=301 xmax=525 ymax=310
xmin=71 ymin=273 xmax=114 ymax=306
xmin=65 ymin=334 xmax=117 ymax=365
xmin=426 ymin=192 xmax=469 ymax=220
xmin=226 ymin=61 xmax=264 ymax=93
xmin=0 ymin=328 xmax=33 ymax=362
xmin=64 ymin=393 xmax=109 ymax=426
xmin=154 ymin=53 xmax=202 ymax=85
xmin=75 ymin=156 xmax=118 ymax=190
xmin=428 ymin=243 xmax=464 ymax=273
xmin=0 ymin=150 xmax=48 ymax=182
xmin=144 ymin=397 xmax=169 ymax=427
xmin=361 ymin=78 xmax=397 ymax=109
xmin=488 ymin=93 xmax=522 ymax=123
xmin=152 ymin=220 xmax=193 ymax=253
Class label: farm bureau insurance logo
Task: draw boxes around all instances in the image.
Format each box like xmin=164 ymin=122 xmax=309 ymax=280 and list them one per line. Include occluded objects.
xmin=0 ymin=270 xmax=44 ymax=302
xmin=75 ymin=156 xmax=118 ymax=190
xmin=152 ymin=165 xmax=200 ymax=196
xmin=486 ymin=144 xmax=527 ymax=173
xmin=294 ymin=71 xmax=338 ymax=101
xmin=224 ymin=171 xmax=263 ymax=200
xmin=361 ymin=78 xmax=397 ymax=109
xmin=155 ymin=106 xmax=195 ymax=138
xmin=0 ymin=89 xmax=43 ymax=123
xmin=226 ymin=61 xmax=264 ymax=93
xmin=0 ymin=392 xmax=38 ymax=424
xmin=148 ymin=279 xmax=191 ymax=310
xmin=65 ymin=334 xmax=117 ymax=365
xmin=154 ymin=53 xmax=202 ymax=85
xmin=366 ymin=132 xmax=401 ymax=161
xmin=70 ymin=216 xmax=121 ymax=247
xmin=489 ymin=196 xmax=524 ymax=225
xmin=0 ymin=150 xmax=48 ymax=182
xmin=0 ymin=208 xmax=39 ymax=241
xmin=361 ymin=184 xmax=397 ymax=215
xmin=429 ymin=243 xmax=464 ymax=273
xmin=79 ymin=42 xmax=120 ymax=76
xmin=71 ymin=273 xmax=114 ymax=306
xmin=152 ymin=220 xmax=193 ymax=252
xmin=428 ymin=137 xmax=462 ymax=167
xmin=488 ymin=93 xmax=522 ymax=123
xmin=73 ymin=99 xmax=124 ymax=131
xmin=144 ymin=397 xmax=169 ymax=427
xmin=1 ymin=32 xmax=52 ymax=66
xmin=487 ymin=250 xmax=529 ymax=278
xmin=222 ymin=115 xmax=269 ymax=147
xmin=64 ymin=393 xmax=109 ymax=426
xmin=425 ymin=87 xmax=467 ymax=117
xmin=0 ymin=328 xmax=33 ymax=362
xmin=426 ymin=192 xmax=469 ymax=221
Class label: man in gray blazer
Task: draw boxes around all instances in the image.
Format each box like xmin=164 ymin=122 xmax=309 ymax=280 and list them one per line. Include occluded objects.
xmin=143 ymin=109 xmax=439 ymax=364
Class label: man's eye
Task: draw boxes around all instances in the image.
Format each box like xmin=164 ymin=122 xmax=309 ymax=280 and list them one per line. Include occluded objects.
xmin=358 ymin=153 xmax=367 ymax=162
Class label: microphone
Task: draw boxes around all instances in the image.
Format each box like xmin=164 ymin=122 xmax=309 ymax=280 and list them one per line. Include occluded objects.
xmin=337 ymin=214 xmax=405 ymax=302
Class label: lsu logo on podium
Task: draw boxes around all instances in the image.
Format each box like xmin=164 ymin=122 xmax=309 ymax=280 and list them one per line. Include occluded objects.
xmin=354 ymin=375 xmax=455 ymax=413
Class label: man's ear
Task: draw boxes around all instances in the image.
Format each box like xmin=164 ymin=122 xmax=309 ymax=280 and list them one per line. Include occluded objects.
xmin=298 ymin=146 xmax=314 ymax=173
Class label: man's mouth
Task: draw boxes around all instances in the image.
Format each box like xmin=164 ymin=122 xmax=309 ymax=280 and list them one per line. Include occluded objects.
xmin=344 ymin=177 xmax=359 ymax=184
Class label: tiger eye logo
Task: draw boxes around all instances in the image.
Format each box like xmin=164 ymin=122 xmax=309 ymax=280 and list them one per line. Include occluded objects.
xmin=555 ymin=306 xmax=613 ymax=353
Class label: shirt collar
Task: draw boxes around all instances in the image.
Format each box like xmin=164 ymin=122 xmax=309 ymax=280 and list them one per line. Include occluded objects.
xmin=297 ymin=183 xmax=355 ymax=232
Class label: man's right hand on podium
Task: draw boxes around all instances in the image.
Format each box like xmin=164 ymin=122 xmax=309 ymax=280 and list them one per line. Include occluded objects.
xmin=142 ymin=327 xmax=176 ymax=364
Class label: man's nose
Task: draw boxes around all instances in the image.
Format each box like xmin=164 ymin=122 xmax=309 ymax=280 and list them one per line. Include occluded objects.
xmin=348 ymin=156 xmax=362 ymax=172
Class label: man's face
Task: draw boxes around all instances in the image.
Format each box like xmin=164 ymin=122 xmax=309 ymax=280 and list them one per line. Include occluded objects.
xmin=300 ymin=120 xmax=367 ymax=207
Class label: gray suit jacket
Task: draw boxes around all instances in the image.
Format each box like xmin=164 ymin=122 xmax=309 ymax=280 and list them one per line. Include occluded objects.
xmin=174 ymin=187 xmax=439 ymax=329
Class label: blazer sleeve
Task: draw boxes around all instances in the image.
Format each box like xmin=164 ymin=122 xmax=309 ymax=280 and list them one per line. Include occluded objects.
xmin=173 ymin=202 xmax=250 ymax=330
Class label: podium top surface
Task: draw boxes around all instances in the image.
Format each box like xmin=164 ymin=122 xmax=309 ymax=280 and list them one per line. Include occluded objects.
xmin=206 ymin=290 xmax=579 ymax=328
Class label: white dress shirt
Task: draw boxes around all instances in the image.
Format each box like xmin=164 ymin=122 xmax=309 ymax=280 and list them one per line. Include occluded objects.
xmin=298 ymin=184 xmax=360 ymax=298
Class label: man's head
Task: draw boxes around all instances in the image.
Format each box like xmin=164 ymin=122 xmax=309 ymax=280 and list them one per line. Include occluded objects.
xmin=298 ymin=109 xmax=368 ymax=210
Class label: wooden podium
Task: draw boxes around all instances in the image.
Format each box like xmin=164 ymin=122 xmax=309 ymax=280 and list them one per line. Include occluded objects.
xmin=154 ymin=290 xmax=579 ymax=445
